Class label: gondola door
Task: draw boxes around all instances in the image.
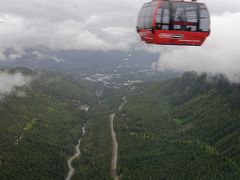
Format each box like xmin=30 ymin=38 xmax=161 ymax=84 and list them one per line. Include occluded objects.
xmin=154 ymin=1 xmax=210 ymax=46
xmin=137 ymin=1 xmax=158 ymax=44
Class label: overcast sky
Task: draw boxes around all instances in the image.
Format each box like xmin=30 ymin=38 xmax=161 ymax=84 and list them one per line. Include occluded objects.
xmin=0 ymin=0 xmax=144 ymax=52
xmin=0 ymin=0 xmax=239 ymax=52
xmin=0 ymin=0 xmax=240 ymax=80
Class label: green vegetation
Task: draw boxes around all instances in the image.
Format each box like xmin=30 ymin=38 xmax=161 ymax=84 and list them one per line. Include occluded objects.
xmin=1 ymin=69 xmax=240 ymax=180
xmin=73 ymin=104 xmax=113 ymax=180
xmin=0 ymin=69 xmax=94 ymax=179
xmin=115 ymin=72 xmax=240 ymax=179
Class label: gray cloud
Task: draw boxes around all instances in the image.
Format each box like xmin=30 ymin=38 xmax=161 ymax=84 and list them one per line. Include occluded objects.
xmin=0 ymin=0 xmax=145 ymax=53
xmin=0 ymin=49 xmax=7 ymax=61
xmin=201 ymin=0 xmax=240 ymax=14
xmin=0 ymin=0 xmax=240 ymax=81
xmin=0 ymin=0 xmax=239 ymax=53
xmin=0 ymin=71 xmax=32 ymax=99
xmin=32 ymin=51 xmax=64 ymax=62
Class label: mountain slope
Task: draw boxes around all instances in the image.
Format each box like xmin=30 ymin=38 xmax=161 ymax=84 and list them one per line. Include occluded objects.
xmin=114 ymin=72 xmax=240 ymax=179
xmin=1 ymin=69 xmax=240 ymax=179
xmin=0 ymin=68 xmax=94 ymax=179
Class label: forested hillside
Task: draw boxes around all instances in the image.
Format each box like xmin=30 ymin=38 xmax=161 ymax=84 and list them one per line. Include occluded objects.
xmin=1 ymin=68 xmax=240 ymax=180
xmin=115 ymin=72 xmax=240 ymax=179
xmin=67 ymin=71 xmax=240 ymax=179
xmin=0 ymin=68 xmax=95 ymax=179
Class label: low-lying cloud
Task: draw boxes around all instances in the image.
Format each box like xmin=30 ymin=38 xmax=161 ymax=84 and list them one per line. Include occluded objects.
xmin=0 ymin=71 xmax=32 ymax=99
xmin=156 ymin=12 xmax=240 ymax=82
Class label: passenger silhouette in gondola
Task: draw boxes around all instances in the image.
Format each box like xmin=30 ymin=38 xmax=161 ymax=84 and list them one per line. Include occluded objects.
xmin=177 ymin=10 xmax=186 ymax=30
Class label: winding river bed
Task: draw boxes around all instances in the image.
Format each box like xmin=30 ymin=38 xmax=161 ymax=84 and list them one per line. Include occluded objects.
xmin=65 ymin=124 xmax=86 ymax=180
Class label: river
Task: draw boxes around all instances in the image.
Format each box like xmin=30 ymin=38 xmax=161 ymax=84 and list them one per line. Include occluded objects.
xmin=65 ymin=124 xmax=86 ymax=180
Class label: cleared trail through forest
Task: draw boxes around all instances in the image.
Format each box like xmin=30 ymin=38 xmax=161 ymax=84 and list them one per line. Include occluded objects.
xmin=65 ymin=124 xmax=86 ymax=180
xmin=110 ymin=97 xmax=127 ymax=180
xmin=119 ymin=96 xmax=127 ymax=111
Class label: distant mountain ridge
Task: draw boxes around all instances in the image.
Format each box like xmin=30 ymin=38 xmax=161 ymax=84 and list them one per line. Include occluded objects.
xmin=0 ymin=49 xmax=159 ymax=73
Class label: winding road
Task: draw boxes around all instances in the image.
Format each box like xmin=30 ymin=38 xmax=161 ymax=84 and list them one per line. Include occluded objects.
xmin=110 ymin=96 xmax=127 ymax=180
xmin=110 ymin=113 xmax=119 ymax=180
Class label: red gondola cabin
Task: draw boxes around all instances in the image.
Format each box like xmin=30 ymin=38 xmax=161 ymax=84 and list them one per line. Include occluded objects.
xmin=136 ymin=0 xmax=210 ymax=46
